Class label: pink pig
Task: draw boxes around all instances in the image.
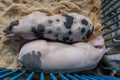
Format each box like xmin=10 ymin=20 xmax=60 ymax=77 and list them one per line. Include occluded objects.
xmin=17 ymin=35 xmax=107 ymax=73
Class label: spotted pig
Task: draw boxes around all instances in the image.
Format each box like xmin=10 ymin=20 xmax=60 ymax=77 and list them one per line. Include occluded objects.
xmin=4 ymin=11 xmax=94 ymax=43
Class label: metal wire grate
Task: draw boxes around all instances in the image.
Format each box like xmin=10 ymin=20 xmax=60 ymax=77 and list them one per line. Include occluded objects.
xmin=101 ymin=0 xmax=120 ymax=74
xmin=0 ymin=68 xmax=119 ymax=80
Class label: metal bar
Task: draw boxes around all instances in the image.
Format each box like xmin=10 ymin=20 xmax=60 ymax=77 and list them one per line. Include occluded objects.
xmin=26 ymin=71 xmax=35 ymax=80
xmin=0 ymin=69 xmax=18 ymax=79
xmin=0 ymin=68 xmax=4 ymax=71
xmin=95 ymin=75 xmax=109 ymax=80
xmin=101 ymin=5 xmax=120 ymax=19
xmin=106 ymin=42 xmax=120 ymax=48
xmin=50 ymin=73 xmax=57 ymax=80
xmin=40 ymin=72 xmax=44 ymax=80
xmin=101 ymin=19 xmax=120 ymax=30
xmin=0 ymin=69 xmax=11 ymax=75
xmin=58 ymin=73 xmax=69 ymax=80
xmin=88 ymin=75 xmax=104 ymax=80
xmin=100 ymin=66 xmax=120 ymax=71
xmin=101 ymin=12 xmax=120 ymax=25
xmin=104 ymin=60 xmax=120 ymax=62
xmin=107 ymin=51 xmax=120 ymax=54
xmin=66 ymin=74 xmax=79 ymax=80
xmin=105 ymin=34 xmax=120 ymax=42
xmin=102 ymin=0 xmax=119 ymax=14
xmin=81 ymin=75 xmax=97 ymax=80
xmin=10 ymin=70 xmax=27 ymax=80
xmin=74 ymin=74 xmax=89 ymax=80
xmin=101 ymin=0 xmax=112 ymax=9
xmin=101 ymin=0 xmax=106 ymax=4
xmin=102 ymin=26 xmax=120 ymax=36
xmin=98 ymin=75 xmax=120 ymax=80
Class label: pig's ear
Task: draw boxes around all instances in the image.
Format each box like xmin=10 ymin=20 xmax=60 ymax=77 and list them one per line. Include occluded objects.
xmin=11 ymin=20 xmax=19 ymax=26
xmin=89 ymin=35 xmax=105 ymax=48
xmin=6 ymin=34 xmax=21 ymax=40
xmin=9 ymin=20 xmax=19 ymax=30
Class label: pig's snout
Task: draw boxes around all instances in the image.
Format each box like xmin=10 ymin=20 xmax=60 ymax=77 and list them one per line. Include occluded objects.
xmin=3 ymin=20 xmax=19 ymax=34
xmin=3 ymin=27 xmax=12 ymax=34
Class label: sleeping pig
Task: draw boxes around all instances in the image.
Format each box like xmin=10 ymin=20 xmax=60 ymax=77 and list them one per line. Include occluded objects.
xmin=17 ymin=35 xmax=107 ymax=73
xmin=3 ymin=11 xmax=94 ymax=43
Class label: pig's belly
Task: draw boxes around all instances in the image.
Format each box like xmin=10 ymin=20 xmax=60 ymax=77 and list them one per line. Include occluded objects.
xmin=41 ymin=47 xmax=97 ymax=72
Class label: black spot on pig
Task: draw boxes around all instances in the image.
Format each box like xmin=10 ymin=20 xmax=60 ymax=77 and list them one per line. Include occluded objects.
xmin=48 ymin=20 xmax=53 ymax=24
xmin=86 ymin=30 xmax=91 ymax=38
xmin=63 ymin=36 xmax=69 ymax=41
xmin=31 ymin=27 xmax=44 ymax=39
xmin=91 ymin=25 xmax=94 ymax=32
xmin=82 ymin=37 xmax=86 ymax=40
xmin=47 ymin=30 xmax=52 ymax=34
xmin=73 ymin=21 xmax=76 ymax=23
xmin=21 ymin=51 xmax=42 ymax=71
xmin=62 ymin=14 xmax=74 ymax=29
xmin=81 ymin=19 xmax=88 ymax=26
xmin=56 ymin=19 xmax=60 ymax=22
xmin=81 ymin=27 xmax=86 ymax=34
xmin=38 ymin=24 xmax=45 ymax=32
xmin=68 ymin=30 xmax=72 ymax=35
xmin=70 ymin=39 xmax=73 ymax=42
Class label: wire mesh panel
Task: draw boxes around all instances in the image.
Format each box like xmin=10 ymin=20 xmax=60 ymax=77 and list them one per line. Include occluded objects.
xmin=101 ymin=0 xmax=120 ymax=76
xmin=0 ymin=68 xmax=119 ymax=80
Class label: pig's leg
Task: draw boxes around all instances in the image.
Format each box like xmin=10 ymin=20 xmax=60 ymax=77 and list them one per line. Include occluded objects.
xmin=6 ymin=34 xmax=22 ymax=40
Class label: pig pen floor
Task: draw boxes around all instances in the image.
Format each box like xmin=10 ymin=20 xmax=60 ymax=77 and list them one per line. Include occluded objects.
xmin=0 ymin=0 xmax=112 ymax=77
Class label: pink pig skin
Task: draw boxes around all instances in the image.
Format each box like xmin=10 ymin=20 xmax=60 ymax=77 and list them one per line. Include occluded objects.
xmin=17 ymin=36 xmax=107 ymax=73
